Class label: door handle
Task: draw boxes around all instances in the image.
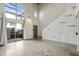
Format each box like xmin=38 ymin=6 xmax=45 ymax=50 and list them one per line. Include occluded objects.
xmin=76 ymin=32 xmax=78 ymax=35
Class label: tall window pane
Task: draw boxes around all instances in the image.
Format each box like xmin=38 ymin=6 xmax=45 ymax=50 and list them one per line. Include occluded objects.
xmin=4 ymin=3 xmax=25 ymax=20
xmin=5 ymin=12 xmax=16 ymax=19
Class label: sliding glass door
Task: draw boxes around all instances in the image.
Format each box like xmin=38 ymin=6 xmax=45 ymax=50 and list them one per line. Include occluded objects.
xmin=4 ymin=3 xmax=25 ymax=43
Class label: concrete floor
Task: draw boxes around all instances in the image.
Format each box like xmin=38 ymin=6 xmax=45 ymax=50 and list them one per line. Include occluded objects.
xmin=8 ymin=38 xmax=23 ymax=43
xmin=0 ymin=39 xmax=78 ymax=56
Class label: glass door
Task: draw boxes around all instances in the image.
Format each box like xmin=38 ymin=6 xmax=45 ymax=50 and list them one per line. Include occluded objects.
xmin=4 ymin=3 xmax=25 ymax=43
xmin=15 ymin=23 xmax=23 ymax=38
xmin=6 ymin=22 xmax=23 ymax=43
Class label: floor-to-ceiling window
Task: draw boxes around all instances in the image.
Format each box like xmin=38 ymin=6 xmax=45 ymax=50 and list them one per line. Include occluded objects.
xmin=4 ymin=3 xmax=25 ymax=43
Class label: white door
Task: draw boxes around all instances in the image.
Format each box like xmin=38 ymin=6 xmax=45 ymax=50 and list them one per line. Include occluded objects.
xmin=77 ymin=11 xmax=79 ymax=51
xmin=59 ymin=32 xmax=68 ymax=43
xmin=59 ymin=8 xmax=77 ymax=45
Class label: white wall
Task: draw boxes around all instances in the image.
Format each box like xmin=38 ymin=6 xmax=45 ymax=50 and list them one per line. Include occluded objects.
xmin=42 ymin=4 xmax=78 ymax=45
xmin=39 ymin=3 xmax=65 ymax=29
xmin=33 ymin=4 xmax=42 ymax=37
xmin=23 ymin=3 xmax=39 ymax=39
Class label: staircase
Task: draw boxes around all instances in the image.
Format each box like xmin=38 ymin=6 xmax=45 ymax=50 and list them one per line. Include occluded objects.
xmin=42 ymin=4 xmax=79 ymax=45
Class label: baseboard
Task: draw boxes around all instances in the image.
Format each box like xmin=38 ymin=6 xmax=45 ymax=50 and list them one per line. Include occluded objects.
xmin=0 ymin=44 xmax=4 ymax=47
xmin=43 ymin=39 xmax=77 ymax=45
xmin=38 ymin=36 xmax=42 ymax=38
xmin=24 ymin=38 xmax=33 ymax=40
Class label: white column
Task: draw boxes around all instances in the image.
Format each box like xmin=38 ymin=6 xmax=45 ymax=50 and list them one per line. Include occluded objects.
xmin=0 ymin=4 xmax=7 ymax=45
xmin=23 ymin=4 xmax=33 ymax=39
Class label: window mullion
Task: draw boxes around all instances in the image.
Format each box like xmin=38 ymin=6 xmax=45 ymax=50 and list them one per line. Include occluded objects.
xmin=16 ymin=3 xmax=17 ymax=20
xmin=14 ymin=3 xmax=17 ymax=38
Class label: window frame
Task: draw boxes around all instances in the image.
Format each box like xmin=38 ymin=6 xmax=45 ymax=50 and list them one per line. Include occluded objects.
xmin=4 ymin=3 xmax=25 ymax=20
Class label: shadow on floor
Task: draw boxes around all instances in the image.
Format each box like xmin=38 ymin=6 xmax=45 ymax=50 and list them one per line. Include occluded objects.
xmin=8 ymin=38 xmax=23 ymax=43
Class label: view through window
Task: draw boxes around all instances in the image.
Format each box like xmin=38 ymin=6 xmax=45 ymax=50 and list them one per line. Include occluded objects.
xmin=4 ymin=3 xmax=25 ymax=41
xmin=5 ymin=3 xmax=25 ymax=29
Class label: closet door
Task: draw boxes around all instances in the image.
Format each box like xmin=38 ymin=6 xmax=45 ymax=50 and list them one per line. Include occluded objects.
xmin=77 ymin=10 xmax=79 ymax=51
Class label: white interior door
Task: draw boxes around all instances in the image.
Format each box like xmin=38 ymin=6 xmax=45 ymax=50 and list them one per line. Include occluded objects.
xmin=59 ymin=32 xmax=68 ymax=43
xmin=77 ymin=11 xmax=79 ymax=51
xmin=59 ymin=10 xmax=77 ymax=45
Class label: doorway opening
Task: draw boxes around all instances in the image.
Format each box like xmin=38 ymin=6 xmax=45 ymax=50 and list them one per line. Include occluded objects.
xmin=33 ymin=25 xmax=42 ymax=40
xmin=33 ymin=25 xmax=38 ymax=39
xmin=6 ymin=22 xmax=23 ymax=43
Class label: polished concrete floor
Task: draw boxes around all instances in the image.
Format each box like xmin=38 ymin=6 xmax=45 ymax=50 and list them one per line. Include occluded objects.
xmin=0 ymin=39 xmax=78 ymax=56
xmin=8 ymin=38 xmax=23 ymax=43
